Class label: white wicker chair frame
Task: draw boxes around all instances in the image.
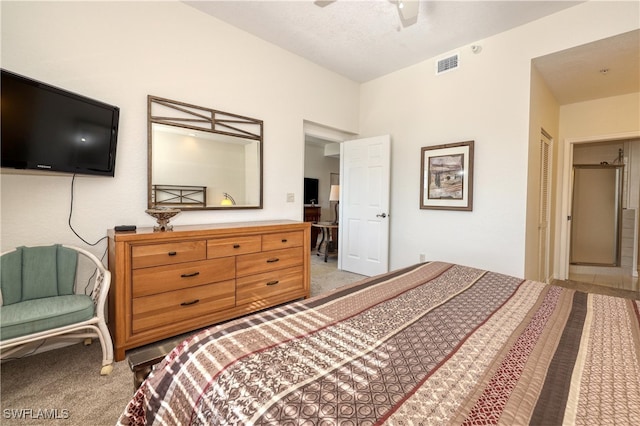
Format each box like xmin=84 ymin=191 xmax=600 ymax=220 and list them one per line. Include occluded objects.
xmin=0 ymin=245 xmax=114 ymax=375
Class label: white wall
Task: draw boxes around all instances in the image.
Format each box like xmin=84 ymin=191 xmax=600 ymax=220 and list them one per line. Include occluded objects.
xmin=358 ymin=1 xmax=640 ymax=277
xmin=524 ymin=64 xmax=560 ymax=281
xmin=0 ymin=1 xmax=359 ymax=255
xmin=153 ymin=130 xmax=250 ymax=206
xmin=559 ymin=92 xmax=640 ymax=214
xmin=560 ymin=93 xmax=640 ymax=139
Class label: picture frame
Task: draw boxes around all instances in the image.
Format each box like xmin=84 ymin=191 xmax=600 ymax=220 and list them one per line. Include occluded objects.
xmin=420 ymin=140 xmax=474 ymax=211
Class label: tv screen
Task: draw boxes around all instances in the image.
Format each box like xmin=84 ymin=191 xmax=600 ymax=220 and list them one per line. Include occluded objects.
xmin=304 ymin=177 xmax=319 ymax=204
xmin=1 ymin=69 xmax=120 ymax=177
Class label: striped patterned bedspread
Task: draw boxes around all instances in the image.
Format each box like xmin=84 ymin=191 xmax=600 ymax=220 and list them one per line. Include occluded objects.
xmin=118 ymin=262 xmax=640 ymax=425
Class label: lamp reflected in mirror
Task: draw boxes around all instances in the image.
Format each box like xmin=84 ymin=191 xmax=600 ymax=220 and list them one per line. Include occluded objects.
xmin=221 ymin=192 xmax=236 ymax=206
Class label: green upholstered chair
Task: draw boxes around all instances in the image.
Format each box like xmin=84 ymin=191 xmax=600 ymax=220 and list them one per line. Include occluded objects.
xmin=0 ymin=244 xmax=113 ymax=375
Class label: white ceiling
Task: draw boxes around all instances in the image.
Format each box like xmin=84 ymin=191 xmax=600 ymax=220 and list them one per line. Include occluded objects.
xmin=533 ymin=29 xmax=640 ymax=105
xmin=185 ymin=0 xmax=639 ymax=105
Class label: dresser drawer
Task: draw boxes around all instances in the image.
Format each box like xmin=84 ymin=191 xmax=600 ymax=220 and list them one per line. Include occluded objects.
xmin=207 ymin=235 xmax=261 ymax=259
xmin=132 ymin=241 xmax=206 ymax=269
xmin=236 ymin=266 xmax=304 ymax=305
xmin=108 ymin=221 xmax=310 ymax=361
xmin=236 ymin=247 xmax=303 ymax=277
xmin=262 ymin=231 xmax=303 ymax=251
xmin=132 ymin=280 xmax=235 ymax=333
xmin=132 ymin=257 xmax=235 ymax=298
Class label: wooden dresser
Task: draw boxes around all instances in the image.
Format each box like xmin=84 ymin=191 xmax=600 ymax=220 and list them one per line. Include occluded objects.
xmin=107 ymin=220 xmax=310 ymax=361
xmin=304 ymin=205 xmax=321 ymax=248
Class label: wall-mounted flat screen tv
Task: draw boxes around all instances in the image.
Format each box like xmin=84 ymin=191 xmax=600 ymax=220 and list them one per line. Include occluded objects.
xmin=304 ymin=177 xmax=319 ymax=204
xmin=1 ymin=69 xmax=120 ymax=177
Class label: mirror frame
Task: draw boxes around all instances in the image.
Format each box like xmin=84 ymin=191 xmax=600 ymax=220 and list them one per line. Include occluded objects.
xmin=147 ymin=95 xmax=263 ymax=210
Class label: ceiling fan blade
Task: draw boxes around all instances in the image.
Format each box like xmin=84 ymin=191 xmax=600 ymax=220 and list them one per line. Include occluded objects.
xmin=398 ymin=0 xmax=419 ymax=27
xmin=314 ymin=0 xmax=336 ymax=7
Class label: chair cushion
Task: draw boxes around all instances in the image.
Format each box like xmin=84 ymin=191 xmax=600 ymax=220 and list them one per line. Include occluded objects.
xmin=22 ymin=246 xmax=59 ymax=301
xmin=0 ymin=245 xmax=78 ymax=306
xmin=1 ymin=250 xmax=23 ymax=306
xmin=56 ymin=246 xmax=78 ymax=296
xmin=0 ymin=295 xmax=95 ymax=341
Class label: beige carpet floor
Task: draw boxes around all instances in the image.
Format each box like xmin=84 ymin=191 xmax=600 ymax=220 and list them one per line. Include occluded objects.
xmin=0 ymin=253 xmax=363 ymax=426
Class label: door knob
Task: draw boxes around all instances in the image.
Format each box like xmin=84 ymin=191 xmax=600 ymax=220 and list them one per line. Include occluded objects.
xmin=376 ymin=213 xmax=387 ymax=218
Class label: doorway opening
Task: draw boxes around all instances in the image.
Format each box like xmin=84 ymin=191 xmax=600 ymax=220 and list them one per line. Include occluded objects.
xmin=303 ymin=121 xmax=353 ymax=287
xmin=561 ymin=134 xmax=640 ymax=292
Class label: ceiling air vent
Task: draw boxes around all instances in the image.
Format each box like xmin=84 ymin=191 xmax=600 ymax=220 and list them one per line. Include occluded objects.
xmin=436 ymin=53 xmax=459 ymax=75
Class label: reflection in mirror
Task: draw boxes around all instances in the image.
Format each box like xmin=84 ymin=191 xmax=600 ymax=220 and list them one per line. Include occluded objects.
xmin=148 ymin=96 xmax=263 ymax=210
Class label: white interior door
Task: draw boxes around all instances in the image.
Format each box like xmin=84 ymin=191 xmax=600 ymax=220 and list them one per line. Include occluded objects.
xmin=339 ymin=135 xmax=391 ymax=276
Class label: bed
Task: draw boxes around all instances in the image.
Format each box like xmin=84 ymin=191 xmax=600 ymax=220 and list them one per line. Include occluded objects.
xmin=118 ymin=261 xmax=640 ymax=425
xmin=151 ymin=185 xmax=207 ymax=207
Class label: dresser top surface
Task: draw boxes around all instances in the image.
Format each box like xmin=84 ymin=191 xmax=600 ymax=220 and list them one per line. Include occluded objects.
xmin=109 ymin=220 xmax=308 ymax=242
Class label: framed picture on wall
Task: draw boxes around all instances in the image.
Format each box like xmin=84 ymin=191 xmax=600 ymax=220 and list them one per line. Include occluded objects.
xmin=420 ymin=140 xmax=474 ymax=211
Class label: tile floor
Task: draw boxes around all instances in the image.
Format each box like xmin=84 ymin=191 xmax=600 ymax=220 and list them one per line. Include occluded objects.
xmin=568 ymin=264 xmax=639 ymax=292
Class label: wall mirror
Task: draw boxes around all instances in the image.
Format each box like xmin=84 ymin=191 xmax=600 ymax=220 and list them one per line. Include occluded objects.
xmin=148 ymin=95 xmax=263 ymax=210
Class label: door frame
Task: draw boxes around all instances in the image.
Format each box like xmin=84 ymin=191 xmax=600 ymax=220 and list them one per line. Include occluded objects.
xmin=303 ymin=120 xmax=355 ymax=268
xmin=538 ymin=129 xmax=553 ymax=283
xmin=557 ymin=130 xmax=640 ymax=280
xmin=302 ymin=122 xmax=392 ymax=275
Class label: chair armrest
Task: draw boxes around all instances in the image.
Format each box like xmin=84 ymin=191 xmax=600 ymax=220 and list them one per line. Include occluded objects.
xmin=61 ymin=245 xmax=111 ymax=322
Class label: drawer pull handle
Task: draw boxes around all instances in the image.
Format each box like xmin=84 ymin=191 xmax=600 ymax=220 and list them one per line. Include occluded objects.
xmin=281 ymin=239 xmax=287 ymax=243
xmin=168 ymin=251 xmax=177 ymax=256
xmin=180 ymin=299 xmax=200 ymax=306
xmin=181 ymin=271 xmax=200 ymax=278
xmin=266 ymin=280 xmax=279 ymax=286
xmin=233 ymin=244 xmax=240 ymax=248
xmin=266 ymin=258 xmax=280 ymax=263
